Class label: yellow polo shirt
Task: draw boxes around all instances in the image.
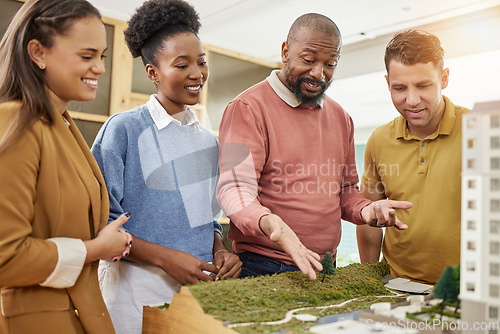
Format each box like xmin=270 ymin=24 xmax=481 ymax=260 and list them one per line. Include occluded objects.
xmin=361 ymin=96 xmax=469 ymax=284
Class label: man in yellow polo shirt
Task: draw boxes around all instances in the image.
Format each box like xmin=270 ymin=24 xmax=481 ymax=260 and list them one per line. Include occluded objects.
xmin=356 ymin=30 xmax=469 ymax=284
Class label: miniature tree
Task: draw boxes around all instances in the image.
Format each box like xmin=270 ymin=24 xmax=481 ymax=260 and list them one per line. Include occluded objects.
xmin=432 ymin=266 xmax=458 ymax=318
xmin=320 ymin=251 xmax=335 ymax=283
xmin=452 ymin=264 xmax=460 ymax=313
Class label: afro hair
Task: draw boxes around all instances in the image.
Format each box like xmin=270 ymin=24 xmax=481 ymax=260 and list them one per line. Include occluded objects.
xmin=124 ymin=0 xmax=201 ymax=58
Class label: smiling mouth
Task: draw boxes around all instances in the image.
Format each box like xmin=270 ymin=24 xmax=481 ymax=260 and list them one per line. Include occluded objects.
xmin=406 ymin=108 xmax=425 ymax=114
xmin=185 ymin=84 xmax=204 ymax=94
xmin=82 ymin=78 xmax=98 ymax=86
xmin=302 ymin=81 xmax=322 ymax=92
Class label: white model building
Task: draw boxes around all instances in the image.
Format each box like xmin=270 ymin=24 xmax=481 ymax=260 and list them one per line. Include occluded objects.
xmin=461 ymin=100 xmax=500 ymax=334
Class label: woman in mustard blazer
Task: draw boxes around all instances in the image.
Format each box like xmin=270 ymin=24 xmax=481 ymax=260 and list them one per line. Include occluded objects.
xmin=0 ymin=1 xmax=132 ymax=333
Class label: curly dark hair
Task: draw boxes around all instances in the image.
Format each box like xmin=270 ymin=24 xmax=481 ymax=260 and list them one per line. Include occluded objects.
xmin=124 ymin=0 xmax=201 ymax=65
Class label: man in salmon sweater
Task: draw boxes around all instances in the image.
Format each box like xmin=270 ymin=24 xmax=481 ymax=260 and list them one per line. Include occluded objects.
xmin=217 ymin=13 xmax=412 ymax=280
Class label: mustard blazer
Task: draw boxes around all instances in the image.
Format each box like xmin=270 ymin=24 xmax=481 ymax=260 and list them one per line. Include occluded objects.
xmin=0 ymin=102 xmax=114 ymax=333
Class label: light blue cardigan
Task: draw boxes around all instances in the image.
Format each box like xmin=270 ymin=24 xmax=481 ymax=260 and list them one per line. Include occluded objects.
xmin=91 ymin=104 xmax=222 ymax=263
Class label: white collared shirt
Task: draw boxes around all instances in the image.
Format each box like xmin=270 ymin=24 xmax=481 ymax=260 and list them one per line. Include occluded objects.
xmin=146 ymin=94 xmax=202 ymax=131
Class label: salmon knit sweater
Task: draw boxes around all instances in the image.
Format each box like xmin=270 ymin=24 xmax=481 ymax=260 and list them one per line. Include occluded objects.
xmin=217 ymin=73 xmax=371 ymax=263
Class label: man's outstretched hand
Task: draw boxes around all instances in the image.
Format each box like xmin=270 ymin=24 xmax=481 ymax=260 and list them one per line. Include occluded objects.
xmin=361 ymin=199 xmax=413 ymax=230
xmin=259 ymin=214 xmax=322 ymax=280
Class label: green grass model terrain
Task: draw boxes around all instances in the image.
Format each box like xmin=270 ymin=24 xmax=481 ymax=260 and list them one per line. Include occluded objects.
xmin=187 ymin=262 xmax=405 ymax=333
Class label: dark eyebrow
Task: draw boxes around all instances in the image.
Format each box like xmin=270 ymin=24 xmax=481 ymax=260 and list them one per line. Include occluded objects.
xmin=81 ymin=47 xmax=108 ymax=53
xmin=302 ymin=48 xmax=339 ymax=58
xmin=173 ymin=53 xmax=206 ymax=61
xmin=303 ymin=48 xmax=318 ymax=54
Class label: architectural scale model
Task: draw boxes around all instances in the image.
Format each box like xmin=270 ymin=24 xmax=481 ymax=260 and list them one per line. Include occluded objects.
xmin=142 ymin=262 xmax=407 ymax=334
xmin=461 ymin=100 xmax=500 ymax=334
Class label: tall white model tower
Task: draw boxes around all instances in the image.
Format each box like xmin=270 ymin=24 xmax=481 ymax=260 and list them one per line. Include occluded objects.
xmin=461 ymin=100 xmax=500 ymax=334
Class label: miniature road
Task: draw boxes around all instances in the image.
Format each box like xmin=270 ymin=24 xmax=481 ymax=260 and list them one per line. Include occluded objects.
xmin=228 ymin=290 xmax=406 ymax=328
